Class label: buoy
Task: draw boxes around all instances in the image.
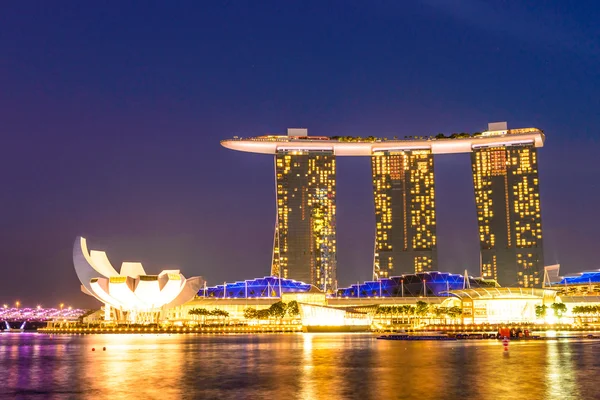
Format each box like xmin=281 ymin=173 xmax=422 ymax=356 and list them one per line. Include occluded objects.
xmin=502 ymin=337 xmax=509 ymax=352
xmin=92 ymin=348 xmax=95 ymax=351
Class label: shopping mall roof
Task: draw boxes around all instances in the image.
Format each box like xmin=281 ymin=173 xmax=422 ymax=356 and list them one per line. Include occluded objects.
xmin=447 ymin=287 xmax=557 ymax=301
xmin=335 ymin=271 xmax=498 ymax=298
xmin=197 ymin=276 xmax=321 ymax=299
xmin=558 ymin=270 xmax=600 ymax=285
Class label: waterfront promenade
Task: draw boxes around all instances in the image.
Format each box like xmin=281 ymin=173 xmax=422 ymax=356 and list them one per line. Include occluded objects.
xmin=37 ymin=322 xmax=600 ymax=335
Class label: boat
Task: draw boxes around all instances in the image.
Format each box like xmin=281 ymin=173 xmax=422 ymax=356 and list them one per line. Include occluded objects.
xmin=377 ymin=333 xmax=456 ymax=341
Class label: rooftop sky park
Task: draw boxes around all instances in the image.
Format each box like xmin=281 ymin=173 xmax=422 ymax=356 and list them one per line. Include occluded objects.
xmin=221 ymin=124 xmax=544 ymax=156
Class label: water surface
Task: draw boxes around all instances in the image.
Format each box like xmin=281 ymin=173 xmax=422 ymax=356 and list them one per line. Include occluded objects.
xmin=0 ymin=333 xmax=598 ymax=399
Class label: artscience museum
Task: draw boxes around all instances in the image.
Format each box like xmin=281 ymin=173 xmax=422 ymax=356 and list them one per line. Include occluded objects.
xmin=73 ymin=237 xmax=203 ymax=323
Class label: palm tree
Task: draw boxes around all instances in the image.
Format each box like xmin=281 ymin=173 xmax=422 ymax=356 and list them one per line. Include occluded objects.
xmin=551 ymin=303 xmax=567 ymax=321
xmin=535 ymin=304 xmax=548 ymax=320
xmin=209 ymin=309 xmax=229 ymax=325
xmin=188 ymin=308 xmax=211 ymax=325
xmin=446 ymin=306 xmax=463 ymax=324
xmin=433 ymin=307 xmax=447 ymax=324
xmin=401 ymin=305 xmax=414 ymax=324
xmin=415 ymin=301 xmax=429 ymax=317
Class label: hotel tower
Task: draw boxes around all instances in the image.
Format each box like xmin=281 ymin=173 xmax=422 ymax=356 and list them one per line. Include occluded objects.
xmin=471 ymin=122 xmax=544 ymax=287
xmin=221 ymin=121 xmax=545 ymax=289
xmin=271 ymin=129 xmax=337 ymax=292
xmin=372 ymin=150 xmax=437 ymax=279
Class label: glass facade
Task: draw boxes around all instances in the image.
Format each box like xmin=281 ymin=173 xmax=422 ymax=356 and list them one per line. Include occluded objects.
xmin=336 ymin=272 xmax=497 ymax=298
xmin=371 ymin=150 xmax=437 ymax=278
xmin=559 ymin=271 xmax=600 ymax=285
xmin=272 ymin=150 xmax=337 ymax=292
xmin=472 ymin=144 xmax=544 ymax=287
xmin=197 ymin=276 xmax=317 ymax=298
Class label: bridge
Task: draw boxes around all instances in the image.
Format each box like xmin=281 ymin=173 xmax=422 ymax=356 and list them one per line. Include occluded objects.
xmin=1 ymin=306 xmax=88 ymax=324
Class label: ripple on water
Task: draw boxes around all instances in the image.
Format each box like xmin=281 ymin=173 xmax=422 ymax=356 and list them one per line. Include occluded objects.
xmin=0 ymin=333 xmax=599 ymax=399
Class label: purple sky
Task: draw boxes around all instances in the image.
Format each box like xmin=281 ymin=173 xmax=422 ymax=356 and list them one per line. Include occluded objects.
xmin=1 ymin=1 xmax=600 ymax=307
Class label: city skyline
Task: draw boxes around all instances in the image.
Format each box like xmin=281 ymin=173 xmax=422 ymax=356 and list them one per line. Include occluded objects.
xmin=2 ymin=2 xmax=600 ymax=306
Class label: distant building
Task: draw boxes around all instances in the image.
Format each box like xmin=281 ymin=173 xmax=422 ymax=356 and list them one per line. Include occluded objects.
xmin=372 ymin=150 xmax=437 ymax=278
xmin=471 ymin=122 xmax=544 ymax=287
xmin=271 ymin=129 xmax=337 ymax=292
xmin=177 ymin=272 xmax=560 ymax=326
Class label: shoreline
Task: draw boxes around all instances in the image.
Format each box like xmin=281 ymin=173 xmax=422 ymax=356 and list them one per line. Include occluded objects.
xmin=37 ymin=326 xmax=303 ymax=335
xmin=34 ymin=323 xmax=600 ymax=335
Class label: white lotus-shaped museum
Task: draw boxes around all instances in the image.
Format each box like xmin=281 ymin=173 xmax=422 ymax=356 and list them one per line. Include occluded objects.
xmin=73 ymin=236 xmax=202 ymax=321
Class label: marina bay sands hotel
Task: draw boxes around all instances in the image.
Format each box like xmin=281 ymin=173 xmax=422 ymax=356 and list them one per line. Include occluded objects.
xmin=221 ymin=122 xmax=545 ymax=292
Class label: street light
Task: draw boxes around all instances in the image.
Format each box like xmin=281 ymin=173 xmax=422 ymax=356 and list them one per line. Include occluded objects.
xmin=60 ymin=303 xmax=64 ymax=311
xmin=15 ymin=301 xmax=20 ymax=309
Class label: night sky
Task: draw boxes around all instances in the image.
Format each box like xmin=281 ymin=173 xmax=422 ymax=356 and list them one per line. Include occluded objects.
xmin=2 ymin=1 xmax=600 ymax=307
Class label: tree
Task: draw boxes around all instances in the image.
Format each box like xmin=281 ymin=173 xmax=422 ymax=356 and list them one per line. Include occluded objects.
xmin=268 ymin=301 xmax=288 ymax=320
xmin=402 ymin=305 xmax=415 ymax=323
xmin=205 ymin=309 xmax=229 ymax=325
xmin=415 ymin=301 xmax=429 ymax=317
xmin=435 ymin=133 xmax=446 ymax=139
xmin=446 ymin=306 xmax=463 ymax=322
xmin=243 ymin=308 xmax=257 ymax=319
xmin=535 ymin=304 xmax=548 ymax=319
xmin=551 ymin=303 xmax=567 ymax=320
xmin=210 ymin=309 xmax=229 ymax=318
xmin=256 ymin=309 xmax=271 ymax=320
xmin=287 ymin=301 xmax=300 ymax=317
xmin=190 ymin=308 xmax=211 ymax=315
xmin=433 ymin=307 xmax=447 ymax=323
xmin=189 ymin=308 xmax=211 ymax=324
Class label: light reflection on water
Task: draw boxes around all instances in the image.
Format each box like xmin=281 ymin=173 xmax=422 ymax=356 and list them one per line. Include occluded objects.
xmin=0 ymin=333 xmax=599 ymax=399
